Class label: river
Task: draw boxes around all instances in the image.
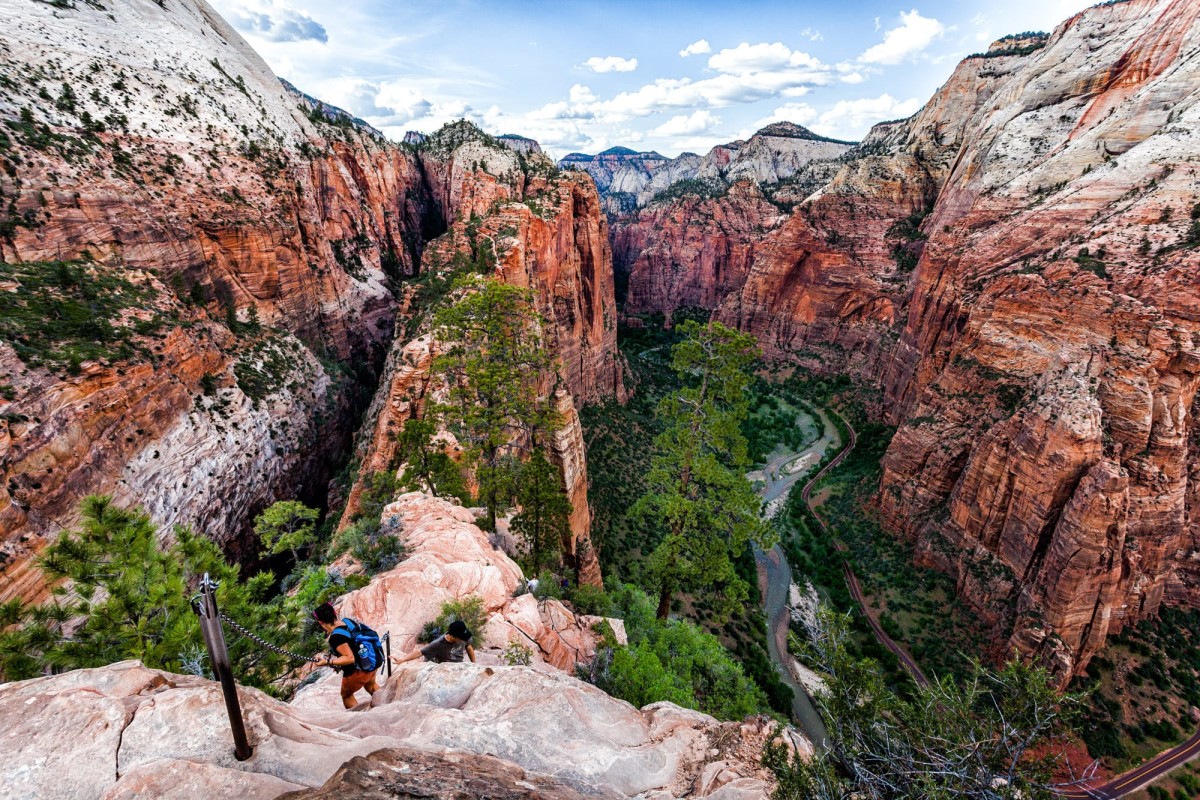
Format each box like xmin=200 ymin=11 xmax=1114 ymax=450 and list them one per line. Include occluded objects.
xmin=751 ymin=404 xmax=838 ymax=749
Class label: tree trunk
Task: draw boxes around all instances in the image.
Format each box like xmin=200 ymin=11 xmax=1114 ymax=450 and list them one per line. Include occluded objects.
xmin=656 ymin=582 xmax=672 ymax=620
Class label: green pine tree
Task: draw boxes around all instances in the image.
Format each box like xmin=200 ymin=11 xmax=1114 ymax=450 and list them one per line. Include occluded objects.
xmin=632 ymin=319 xmax=774 ymax=620
xmin=511 ymin=449 xmax=572 ymax=574
xmin=0 ymin=496 xmax=313 ymax=692
xmin=394 ymin=416 xmax=469 ymax=501
xmin=431 ymin=274 xmax=560 ymax=530
xmin=254 ymin=500 xmax=319 ymax=562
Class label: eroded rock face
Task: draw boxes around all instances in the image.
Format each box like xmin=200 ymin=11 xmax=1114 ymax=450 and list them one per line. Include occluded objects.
xmin=278 ymin=748 xmax=602 ymax=800
xmin=0 ymin=4 xmax=622 ymax=602
xmin=0 ymin=656 xmax=798 ymax=799
xmin=0 ymin=0 xmax=423 ymax=601
xmin=875 ymin=0 xmax=1200 ymax=682
xmin=302 ymin=492 xmax=619 ymax=679
xmin=587 ymin=0 xmax=1200 ymax=682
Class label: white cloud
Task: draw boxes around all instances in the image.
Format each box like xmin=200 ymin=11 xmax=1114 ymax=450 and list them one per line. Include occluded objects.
xmin=583 ymin=56 xmax=639 ymax=73
xmin=310 ymin=77 xmax=432 ymax=125
xmin=859 ymin=10 xmax=945 ymax=65
xmin=600 ymin=69 xmax=826 ymax=118
xmin=816 ymin=93 xmax=922 ymax=138
xmin=762 ymin=102 xmax=818 ymax=127
xmin=217 ymin=0 xmax=328 ymax=43
xmin=527 ymin=52 xmax=831 ymax=125
xmin=653 ymin=109 xmax=721 ymax=137
xmin=679 ymin=39 xmax=712 ymax=57
xmin=707 ymin=42 xmax=823 ymax=75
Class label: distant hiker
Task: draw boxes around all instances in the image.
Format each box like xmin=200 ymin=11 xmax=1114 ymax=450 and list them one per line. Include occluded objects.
xmin=312 ymin=602 xmax=383 ymax=709
xmin=393 ymin=619 xmax=477 ymax=665
xmin=560 ymin=577 xmax=569 ymax=591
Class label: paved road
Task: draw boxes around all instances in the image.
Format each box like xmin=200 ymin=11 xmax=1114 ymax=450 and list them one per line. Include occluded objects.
xmin=802 ymin=411 xmax=1200 ymax=797
xmin=800 ymin=411 xmax=930 ymax=689
xmin=1056 ymin=727 xmax=1200 ymax=798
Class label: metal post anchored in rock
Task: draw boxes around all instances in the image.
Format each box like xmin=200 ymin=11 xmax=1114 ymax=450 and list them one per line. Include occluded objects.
xmin=193 ymin=573 xmax=254 ymax=761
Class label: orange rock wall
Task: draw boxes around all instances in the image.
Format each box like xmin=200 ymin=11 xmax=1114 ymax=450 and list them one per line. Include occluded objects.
xmin=606 ymin=0 xmax=1200 ymax=681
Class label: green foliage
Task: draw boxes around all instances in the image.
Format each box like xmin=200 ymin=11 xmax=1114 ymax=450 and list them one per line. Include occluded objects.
xmin=567 ymin=583 xmax=617 ymax=617
xmin=432 ymin=275 xmax=559 ymax=529
xmin=502 ymin=639 xmax=533 ymax=666
xmin=511 ymin=450 xmax=572 ymax=574
xmin=0 ymin=496 xmax=315 ymax=693
xmin=254 ymin=500 xmax=319 ymax=562
xmin=326 ymin=517 xmax=405 ymax=575
xmin=886 ymin=209 xmax=928 ymax=273
xmin=432 ymin=595 xmax=488 ymax=647
xmin=393 ymin=418 xmax=469 ymax=502
xmin=965 ymin=31 xmax=1049 ymax=59
xmin=595 ymin=584 xmax=769 ymax=720
xmin=583 ymin=321 xmax=801 ymax=709
xmin=3 ymin=106 xmax=92 ymax=160
xmin=233 ymin=333 xmax=305 ymax=405
xmin=0 ymin=260 xmax=164 ymax=372
xmin=1074 ymin=246 xmax=1110 ymax=279
xmin=741 ymin=386 xmax=820 ymax=465
xmin=632 ymin=320 xmax=774 ymax=619
xmin=768 ymin=608 xmax=1079 ymax=799
xmin=354 ymin=470 xmax=403 ymax=525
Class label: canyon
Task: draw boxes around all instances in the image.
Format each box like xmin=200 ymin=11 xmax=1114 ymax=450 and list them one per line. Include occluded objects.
xmin=577 ymin=0 xmax=1200 ymax=684
xmin=0 ymin=0 xmax=1198 ymax=791
xmin=0 ymin=0 xmax=620 ymax=601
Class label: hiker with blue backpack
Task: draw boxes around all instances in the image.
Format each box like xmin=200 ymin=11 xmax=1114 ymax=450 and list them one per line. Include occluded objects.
xmin=311 ymin=602 xmax=385 ymax=709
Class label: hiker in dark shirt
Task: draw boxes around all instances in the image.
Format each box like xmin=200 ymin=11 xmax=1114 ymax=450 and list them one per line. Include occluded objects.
xmin=312 ymin=602 xmax=379 ymax=708
xmin=393 ymin=619 xmax=477 ymax=665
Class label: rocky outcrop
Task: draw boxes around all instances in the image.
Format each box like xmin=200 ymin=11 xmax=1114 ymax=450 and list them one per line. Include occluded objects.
xmin=0 ymin=491 xmax=805 ymax=798
xmin=873 ymin=0 xmax=1200 ymax=682
xmin=0 ymin=3 xmax=622 ymax=602
xmin=336 ymin=125 xmax=623 ymax=583
xmin=279 ymin=748 xmax=600 ymax=800
xmin=0 ymin=491 xmax=804 ymax=797
xmin=617 ymin=181 xmax=787 ymax=316
xmin=0 ymin=0 xmax=429 ymax=600
xmin=0 ymin=656 xmax=799 ymax=800
xmin=302 ymin=492 xmax=620 ymax=678
xmin=589 ymin=0 xmax=1200 ymax=682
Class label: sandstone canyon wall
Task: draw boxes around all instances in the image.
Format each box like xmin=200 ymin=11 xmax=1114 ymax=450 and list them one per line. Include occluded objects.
xmin=595 ymin=0 xmax=1200 ymax=683
xmin=0 ymin=1 xmax=621 ymax=601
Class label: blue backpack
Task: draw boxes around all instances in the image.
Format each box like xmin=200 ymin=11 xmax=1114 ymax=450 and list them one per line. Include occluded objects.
xmin=333 ymin=618 xmax=384 ymax=672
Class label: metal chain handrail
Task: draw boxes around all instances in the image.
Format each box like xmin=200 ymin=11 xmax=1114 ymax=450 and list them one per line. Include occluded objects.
xmin=218 ymin=612 xmax=322 ymax=664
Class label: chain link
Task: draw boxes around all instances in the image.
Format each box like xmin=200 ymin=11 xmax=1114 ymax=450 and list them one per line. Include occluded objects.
xmin=218 ymin=612 xmax=323 ymax=664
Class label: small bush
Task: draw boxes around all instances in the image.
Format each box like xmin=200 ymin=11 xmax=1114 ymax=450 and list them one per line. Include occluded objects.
xmin=432 ymin=595 xmax=488 ymax=647
xmin=502 ymin=639 xmax=533 ymax=666
xmin=328 ymin=517 xmax=405 ymax=574
xmin=568 ymin=584 xmax=616 ymax=617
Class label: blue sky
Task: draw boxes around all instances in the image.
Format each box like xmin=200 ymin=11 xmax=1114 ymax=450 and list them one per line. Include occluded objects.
xmin=209 ymin=0 xmax=1093 ymax=157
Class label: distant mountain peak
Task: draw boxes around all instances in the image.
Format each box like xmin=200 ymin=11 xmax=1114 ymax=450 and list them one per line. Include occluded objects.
xmin=752 ymin=121 xmax=856 ymax=145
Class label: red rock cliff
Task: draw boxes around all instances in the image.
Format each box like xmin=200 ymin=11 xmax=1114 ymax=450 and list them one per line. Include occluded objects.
xmin=0 ymin=3 xmax=621 ymax=601
xmin=601 ymin=0 xmax=1200 ymax=682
